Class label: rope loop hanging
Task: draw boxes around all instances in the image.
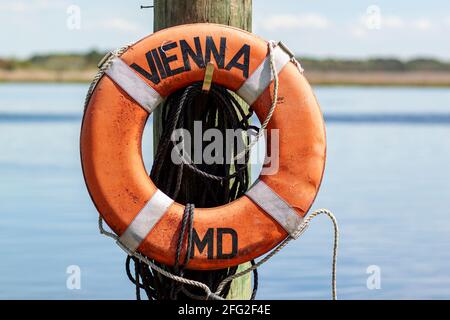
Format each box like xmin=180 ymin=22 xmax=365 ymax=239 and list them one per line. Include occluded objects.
xmin=100 ymin=207 xmax=339 ymax=300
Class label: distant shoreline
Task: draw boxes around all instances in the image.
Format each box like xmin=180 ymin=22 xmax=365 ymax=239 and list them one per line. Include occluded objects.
xmin=305 ymin=71 xmax=450 ymax=87
xmin=1 ymin=69 xmax=450 ymax=87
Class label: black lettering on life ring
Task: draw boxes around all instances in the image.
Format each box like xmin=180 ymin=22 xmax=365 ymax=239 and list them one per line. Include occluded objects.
xmin=190 ymin=228 xmax=238 ymax=260
xmin=131 ymin=36 xmax=251 ymax=85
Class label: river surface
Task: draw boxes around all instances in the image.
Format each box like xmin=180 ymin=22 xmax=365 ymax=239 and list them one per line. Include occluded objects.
xmin=1 ymin=84 xmax=450 ymax=299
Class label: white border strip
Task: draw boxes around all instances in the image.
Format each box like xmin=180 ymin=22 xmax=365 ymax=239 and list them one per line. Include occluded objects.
xmin=118 ymin=190 xmax=174 ymax=252
xmin=246 ymin=180 xmax=303 ymax=237
xmin=237 ymin=45 xmax=291 ymax=106
xmin=106 ymin=58 xmax=163 ymax=114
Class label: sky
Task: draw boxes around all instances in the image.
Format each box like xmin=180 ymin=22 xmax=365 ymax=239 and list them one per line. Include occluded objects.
xmin=1 ymin=0 xmax=449 ymax=59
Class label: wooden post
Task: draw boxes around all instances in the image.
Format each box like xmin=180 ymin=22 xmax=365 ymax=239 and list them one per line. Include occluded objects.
xmin=153 ymin=0 xmax=253 ymax=300
xmin=153 ymin=0 xmax=252 ymax=148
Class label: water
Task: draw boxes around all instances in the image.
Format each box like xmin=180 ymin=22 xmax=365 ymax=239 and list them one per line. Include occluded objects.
xmin=1 ymin=84 xmax=450 ymax=299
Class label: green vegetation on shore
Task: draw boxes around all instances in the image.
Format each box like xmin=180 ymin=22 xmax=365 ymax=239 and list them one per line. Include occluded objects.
xmin=1 ymin=50 xmax=449 ymax=72
xmin=0 ymin=50 xmax=105 ymax=71
xmin=301 ymin=57 xmax=450 ymax=72
xmin=1 ymin=50 xmax=450 ymax=86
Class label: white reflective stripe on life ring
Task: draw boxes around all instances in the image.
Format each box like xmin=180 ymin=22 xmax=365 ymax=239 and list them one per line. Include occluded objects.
xmin=106 ymin=57 xmax=163 ymax=114
xmin=237 ymin=44 xmax=291 ymax=106
xmin=246 ymin=180 xmax=303 ymax=237
xmin=117 ymin=189 xmax=174 ymax=252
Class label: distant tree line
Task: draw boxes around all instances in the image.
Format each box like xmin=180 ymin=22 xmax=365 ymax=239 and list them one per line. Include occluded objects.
xmin=300 ymin=57 xmax=450 ymax=72
xmin=0 ymin=50 xmax=105 ymax=71
xmin=0 ymin=50 xmax=449 ymax=72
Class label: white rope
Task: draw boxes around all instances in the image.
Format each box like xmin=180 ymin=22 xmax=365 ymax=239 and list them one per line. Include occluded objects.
xmin=232 ymin=40 xmax=280 ymax=162
xmin=168 ymin=41 xmax=281 ymax=169
xmin=214 ymin=209 xmax=339 ymax=300
xmin=83 ymin=45 xmax=131 ymax=111
xmin=98 ymin=208 xmax=339 ymax=300
xmin=291 ymin=57 xmax=305 ymax=74
xmin=98 ymin=216 xmax=225 ymax=300
xmin=232 ymin=41 xmax=305 ymax=162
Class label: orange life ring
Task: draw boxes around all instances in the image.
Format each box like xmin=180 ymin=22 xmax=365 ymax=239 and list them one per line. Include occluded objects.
xmin=81 ymin=23 xmax=326 ymax=270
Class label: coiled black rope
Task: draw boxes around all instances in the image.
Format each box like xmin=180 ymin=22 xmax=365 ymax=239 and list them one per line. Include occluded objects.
xmin=126 ymin=82 xmax=258 ymax=300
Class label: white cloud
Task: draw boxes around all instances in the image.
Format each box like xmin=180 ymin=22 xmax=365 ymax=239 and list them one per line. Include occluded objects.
xmin=350 ymin=26 xmax=367 ymax=38
xmin=411 ymin=18 xmax=433 ymax=30
xmin=356 ymin=14 xmax=405 ymax=31
xmin=0 ymin=0 xmax=66 ymax=12
xmin=382 ymin=16 xmax=405 ymax=29
xmin=261 ymin=14 xmax=330 ymax=31
xmin=97 ymin=18 xmax=140 ymax=33
xmin=0 ymin=3 xmax=28 ymax=12
xmin=353 ymin=14 xmax=436 ymax=37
